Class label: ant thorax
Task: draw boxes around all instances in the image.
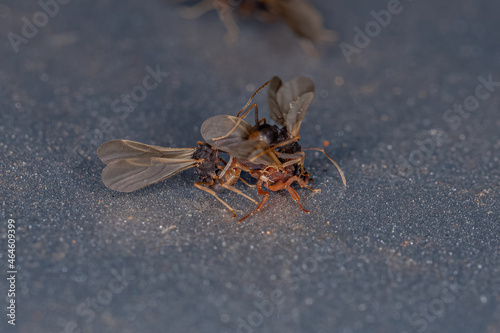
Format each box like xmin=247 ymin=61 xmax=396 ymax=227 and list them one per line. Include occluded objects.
xmin=259 ymin=124 xmax=301 ymax=155
xmin=262 ymin=165 xmax=295 ymax=184
xmin=192 ymin=143 xmax=219 ymax=182
xmin=252 ymin=124 xmax=289 ymax=147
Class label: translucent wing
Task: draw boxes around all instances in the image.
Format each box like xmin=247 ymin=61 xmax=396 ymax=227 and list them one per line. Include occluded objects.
xmin=268 ymin=76 xmax=314 ymax=137
xmin=277 ymin=0 xmax=335 ymax=43
xmin=97 ymin=140 xmax=198 ymax=192
xmin=97 ymin=139 xmax=195 ymax=164
xmin=201 ymin=115 xmax=281 ymax=166
xmin=200 ymin=115 xmax=253 ymax=152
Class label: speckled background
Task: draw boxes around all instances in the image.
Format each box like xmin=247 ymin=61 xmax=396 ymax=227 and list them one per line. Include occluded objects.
xmin=1 ymin=0 xmax=499 ymax=332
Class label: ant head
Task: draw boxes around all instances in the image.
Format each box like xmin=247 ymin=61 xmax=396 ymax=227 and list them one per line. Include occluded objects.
xmin=193 ymin=143 xmax=217 ymax=161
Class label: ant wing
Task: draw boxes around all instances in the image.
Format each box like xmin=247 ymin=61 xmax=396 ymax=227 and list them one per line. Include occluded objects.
xmin=232 ymin=140 xmax=282 ymax=166
xmin=277 ymin=0 xmax=335 ymax=43
xmin=200 ymin=114 xmax=253 ymax=152
xmin=201 ymin=115 xmax=281 ymax=166
xmin=268 ymin=76 xmax=314 ymax=137
xmin=97 ymin=140 xmax=198 ymax=192
xmin=98 ymin=139 xmax=196 ymax=164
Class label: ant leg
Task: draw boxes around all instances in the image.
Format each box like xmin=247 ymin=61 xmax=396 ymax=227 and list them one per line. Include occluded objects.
xmin=237 ymin=102 xmax=257 ymax=120
xmin=218 ymin=156 xmax=234 ymax=178
xmin=289 ymin=173 xmax=320 ymax=192
xmin=275 ymin=152 xmax=301 ymax=160
xmin=245 ymin=105 xmax=268 ymax=128
xmin=180 ymin=0 xmax=216 ymax=19
xmin=212 ymin=80 xmax=271 ymax=141
xmin=218 ymin=157 xmax=227 ymax=166
xmin=228 ymin=160 xmax=256 ymax=187
xmin=299 ymin=151 xmax=306 ymax=174
xmin=249 ymin=136 xmax=300 ymax=164
xmin=267 ymin=176 xmax=310 ymax=213
xmin=214 ymin=1 xmax=239 ymax=43
xmin=239 ymin=181 xmax=270 ymax=222
xmin=293 ymin=175 xmax=321 ymax=194
xmin=292 ymin=174 xmax=308 ymax=188
xmin=212 ymin=103 xmax=258 ymax=141
xmin=243 ymin=103 xmax=267 ymax=127
xmin=235 ymin=80 xmax=270 ymax=118
xmin=303 ymin=148 xmax=346 ymax=187
xmin=276 ymin=152 xmax=303 ymax=168
xmin=286 ymin=185 xmax=310 ymax=213
xmin=306 ymin=186 xmax=321 ymax=193
xmin=275 ymin=151 xmax=307 ymax=176
xmin=220 ymin=183 xmax=258 ymax=205
xmin=213 ymin=103 xmax=263 ymax=141
xmin=194 ymin=182 xmax=236 ymax=218
xmin=216 ymin=157 xmax=228 ymax=171
xmin=238 ymin=177 xmax=256 ymax=188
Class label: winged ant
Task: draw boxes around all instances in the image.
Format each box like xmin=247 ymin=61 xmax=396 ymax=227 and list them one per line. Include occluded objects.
xmin=201 ymin=76 xmax=346 ymax=221
xmin=97 ymin=139 xmax=258 ymax=217
xmin=98 ymin=76 xmax=345 ymax=221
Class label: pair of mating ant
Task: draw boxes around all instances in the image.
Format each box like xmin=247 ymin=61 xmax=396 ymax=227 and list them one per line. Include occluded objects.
xmin=97 ymin=76 xmax=346 ymax=222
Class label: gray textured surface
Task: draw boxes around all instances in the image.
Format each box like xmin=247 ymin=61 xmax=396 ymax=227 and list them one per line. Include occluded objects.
xmin=1 ymin=1 xmax=500 ymax=332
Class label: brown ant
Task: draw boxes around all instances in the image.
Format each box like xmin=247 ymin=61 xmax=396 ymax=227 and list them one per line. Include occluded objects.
xmin=201 ymin=76 xmax=346 ymax=221
xmin=97 ymin=139 xmax=257 ymax=217
xmin=97 ymin=76 xmax=345 ymax=221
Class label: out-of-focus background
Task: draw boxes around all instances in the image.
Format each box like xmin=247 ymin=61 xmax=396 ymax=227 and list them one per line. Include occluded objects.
xmin=1 ymin=1 xmax=499 ymax=332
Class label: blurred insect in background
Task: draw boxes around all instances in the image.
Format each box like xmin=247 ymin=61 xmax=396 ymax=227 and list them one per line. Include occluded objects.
xmin=97 ymin=139 xmax=258 ymax=217
xmin=179 ymin=0 xmax=336 ymax=55
xmin=201 ymin=76 xmax=346 ymax=221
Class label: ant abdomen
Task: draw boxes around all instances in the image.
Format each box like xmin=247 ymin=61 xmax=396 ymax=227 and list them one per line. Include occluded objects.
xmin=221 ymin=167 xmax=242 ymax=187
